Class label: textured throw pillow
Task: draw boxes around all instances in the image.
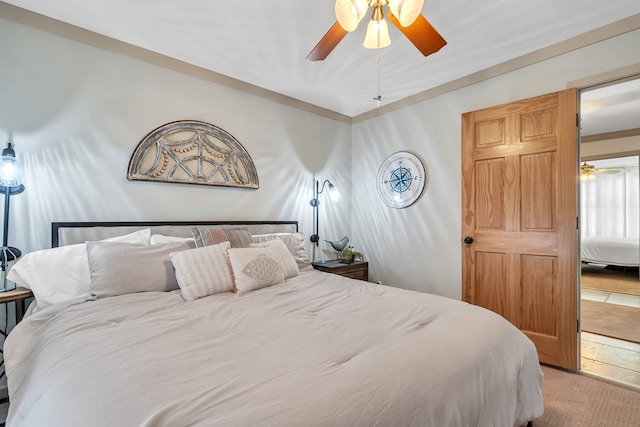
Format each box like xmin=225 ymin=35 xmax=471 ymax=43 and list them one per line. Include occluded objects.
xmin=227 ymin=246 xmax=286 ymax=293
xmin=170 ymin=244 xmax=235 ymax=301
xmin=87 ymin=241 xmax=194 ymax=299
xmin=251 ymin=232 xmax=311 ymax=269
xmin=250 ymin=238 xmax=299 ymax=279
xmin=191 ymin=226 xmax=252 ymax=248
xmin=7 ymin=229 xmax=152 ymax=308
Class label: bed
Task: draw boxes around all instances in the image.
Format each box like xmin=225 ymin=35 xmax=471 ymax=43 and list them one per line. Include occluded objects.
xmin=4 ymin=221 xmax=543 ymax=427
xmin=581 ymin=237 xmax=640 ymax=267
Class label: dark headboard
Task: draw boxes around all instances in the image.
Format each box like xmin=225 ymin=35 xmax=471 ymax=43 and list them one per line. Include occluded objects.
xmin=52 ymin=221 xmax=299 ymax=247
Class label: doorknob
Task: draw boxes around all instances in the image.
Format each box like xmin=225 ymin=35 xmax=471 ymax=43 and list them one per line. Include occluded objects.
xmin=463 ymin=236 xmax=474 ymax=245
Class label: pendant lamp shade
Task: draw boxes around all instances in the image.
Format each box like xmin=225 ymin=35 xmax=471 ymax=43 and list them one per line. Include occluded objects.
xmin=364 ymin=17 xmax=391 ymax=49
xmin=580 ymin=171 xmax=596 ymax=181
xmin=388 ymin=0 xmax=424 ymax=27
xmin=335 ymin=0 xmax=368 ymax=32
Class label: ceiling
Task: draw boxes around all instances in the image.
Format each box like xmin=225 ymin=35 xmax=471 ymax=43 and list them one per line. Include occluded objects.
xmin=2 ymin=0 xmax=640 ymax=125
xmin=581 ymin=77 xmax=640 ymax=136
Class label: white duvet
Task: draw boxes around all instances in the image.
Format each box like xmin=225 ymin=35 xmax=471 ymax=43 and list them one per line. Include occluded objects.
xmin=5 ymin=270 xmax=543 ymax=427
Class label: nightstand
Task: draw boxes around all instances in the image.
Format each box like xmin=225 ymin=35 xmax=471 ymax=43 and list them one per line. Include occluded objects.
xmin=311 ymin=259 xmax=369 ymax=281
xmin=0 ymin=287 xmax=33 ymax=323
xmin=0 ymin=287 xmax=33 ymax=408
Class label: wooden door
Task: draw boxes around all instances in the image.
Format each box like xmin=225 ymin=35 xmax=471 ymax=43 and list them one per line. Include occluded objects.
xmin=462 ymin=89 xmax=579 ymax=370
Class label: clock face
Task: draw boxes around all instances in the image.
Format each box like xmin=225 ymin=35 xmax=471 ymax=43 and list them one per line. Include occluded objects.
xmin=376 ymin=151 xmax=426 ymax=208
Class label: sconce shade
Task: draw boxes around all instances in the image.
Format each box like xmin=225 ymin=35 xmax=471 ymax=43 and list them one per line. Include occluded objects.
xmin=327 ymin=182 xmax=342 ymax=202
xmin=335 ymin=0 xmax=368 ymax=31
xmin=0 ymin=143 xmax=23 ymax=189
xmin=388 ymin=0 xmax=424 ymax=27
xmin=364 ymin=17 xmax=391 ymax=49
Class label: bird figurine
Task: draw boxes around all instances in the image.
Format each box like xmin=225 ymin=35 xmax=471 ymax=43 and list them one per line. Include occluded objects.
xmin=325 ymin=236 xmax=349 ymax=253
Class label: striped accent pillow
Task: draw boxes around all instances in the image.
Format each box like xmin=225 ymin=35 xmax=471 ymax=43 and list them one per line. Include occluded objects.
xmin=191 ymin=226 xmax=252 ymax=248
xmin=170 ymin=243 xmax=234 ymax=301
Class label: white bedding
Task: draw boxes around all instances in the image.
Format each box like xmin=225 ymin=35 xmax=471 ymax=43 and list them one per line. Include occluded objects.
xmin=581 ymin=237 xmax=639 ymax=267
xmin=5 ymin=269 xmax=543 ymax=427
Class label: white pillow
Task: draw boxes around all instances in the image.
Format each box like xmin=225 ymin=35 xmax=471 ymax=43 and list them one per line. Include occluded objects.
xmin=7 ymin=229 xmax=151 ymax=308
xmin=251 ymin=232 xmax=310 ymax=269
xmin=170 ymin=244 xmax=234 ymax=301
xmin=250 ymin=239 xmax=299 ymax=279
xmin=150 ymin=234 xmax=195 ymax=245
xmin=227 ymin=246 xmax=286 ymax=293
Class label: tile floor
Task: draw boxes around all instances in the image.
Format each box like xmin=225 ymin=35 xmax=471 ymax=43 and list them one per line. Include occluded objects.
xmin=581 ymin=288 xmax=640 ymax=308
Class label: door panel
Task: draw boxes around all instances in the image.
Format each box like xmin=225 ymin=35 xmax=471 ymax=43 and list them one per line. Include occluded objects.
xmin=462 ymin=89 xmax=578 ymax=370
xmin=521 ymin=152 xmax=555 ymax=230
xmin=519 ymin=254 xmax=558 ymax=336
xmin=476 ymin=159 xmax=504 ymax=229
xmin=474 ymin=252 xmax=508 ymax=317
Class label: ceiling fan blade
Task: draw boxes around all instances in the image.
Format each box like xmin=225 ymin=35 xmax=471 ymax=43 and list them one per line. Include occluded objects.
xmin=596 ymin=167 xmax=624 ymax=174
xmin=306 ymin=22 xmax=348 ymax=61
xmin=387 ymin=10 xmax=447 ymax=57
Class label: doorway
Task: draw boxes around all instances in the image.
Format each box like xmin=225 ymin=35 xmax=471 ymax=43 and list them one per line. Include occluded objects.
xmin=579 ymin=78 xmax=640 ymax=387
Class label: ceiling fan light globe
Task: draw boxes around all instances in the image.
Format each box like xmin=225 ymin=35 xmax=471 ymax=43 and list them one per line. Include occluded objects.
xmin=335 ymin=0 xmax=368 ymax=32
xmin=364 ymin=18 xmax=391 ymax=49
xmin=388 ymin=0 xmax=424 ymax=27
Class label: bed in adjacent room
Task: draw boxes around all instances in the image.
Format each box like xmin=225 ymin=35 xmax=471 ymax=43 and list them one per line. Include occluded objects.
xmin=4 ymin=221 xmax=544 ymax=427
xmin=581 ymin=237 xmax=640 ymax=267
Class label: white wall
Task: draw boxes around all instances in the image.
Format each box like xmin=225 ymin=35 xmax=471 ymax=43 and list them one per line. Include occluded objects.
xmin=1 ymin=17 xmax=639 ymax=303
xmin=352 ymin=29 xmax=640 ymax=299
xmin=0 ymin=18 xmax=352 ymax=258
xmin=582 ymin=134 xmax=640 ymax=158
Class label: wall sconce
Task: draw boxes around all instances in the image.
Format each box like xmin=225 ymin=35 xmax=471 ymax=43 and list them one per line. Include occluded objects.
xmin=309 ymin=179 xmax=341 ymax=246
xmin=0 ymin=142 xmax=25 ymax=290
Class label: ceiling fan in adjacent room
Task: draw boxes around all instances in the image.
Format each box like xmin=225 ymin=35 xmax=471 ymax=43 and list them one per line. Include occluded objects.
xmin=580 ymin=162 xmax=623 ymax=181
xmin=307 ymin=0 xmax=447 ymax=61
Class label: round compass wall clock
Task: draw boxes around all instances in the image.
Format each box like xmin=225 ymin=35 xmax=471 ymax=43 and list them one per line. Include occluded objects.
xmin=376 ymin=151 xmax=426 ymax=209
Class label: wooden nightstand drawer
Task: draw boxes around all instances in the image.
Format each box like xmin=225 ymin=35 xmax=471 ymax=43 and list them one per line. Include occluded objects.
xmin=312 ymin=260 xmax=369 ymax=281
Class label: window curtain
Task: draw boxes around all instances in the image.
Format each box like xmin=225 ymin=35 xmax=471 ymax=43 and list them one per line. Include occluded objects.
xmin=581 ymin=165 xmax=639 ymax=239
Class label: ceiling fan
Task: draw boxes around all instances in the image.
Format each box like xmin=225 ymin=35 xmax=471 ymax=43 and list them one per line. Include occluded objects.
xmin=306 ymin=0 xmax=447 ymax=61
xmin=580 ymin=162 xmax=623 ymax=181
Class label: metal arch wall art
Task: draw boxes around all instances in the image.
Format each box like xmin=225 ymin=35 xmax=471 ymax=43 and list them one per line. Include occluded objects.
xmin=127 ymin=120 xmax=259 ymax=189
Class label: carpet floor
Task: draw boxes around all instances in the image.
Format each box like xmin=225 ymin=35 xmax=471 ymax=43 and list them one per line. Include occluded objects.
xmin=581 ymin=299 xmax=640 ymax=343
xmin=537 ymin=365 xmax=640 ymax=426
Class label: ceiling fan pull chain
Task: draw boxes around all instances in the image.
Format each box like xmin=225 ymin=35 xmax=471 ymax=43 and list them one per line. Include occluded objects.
xmin=374 ymin=52 xmax=383 ymax=106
